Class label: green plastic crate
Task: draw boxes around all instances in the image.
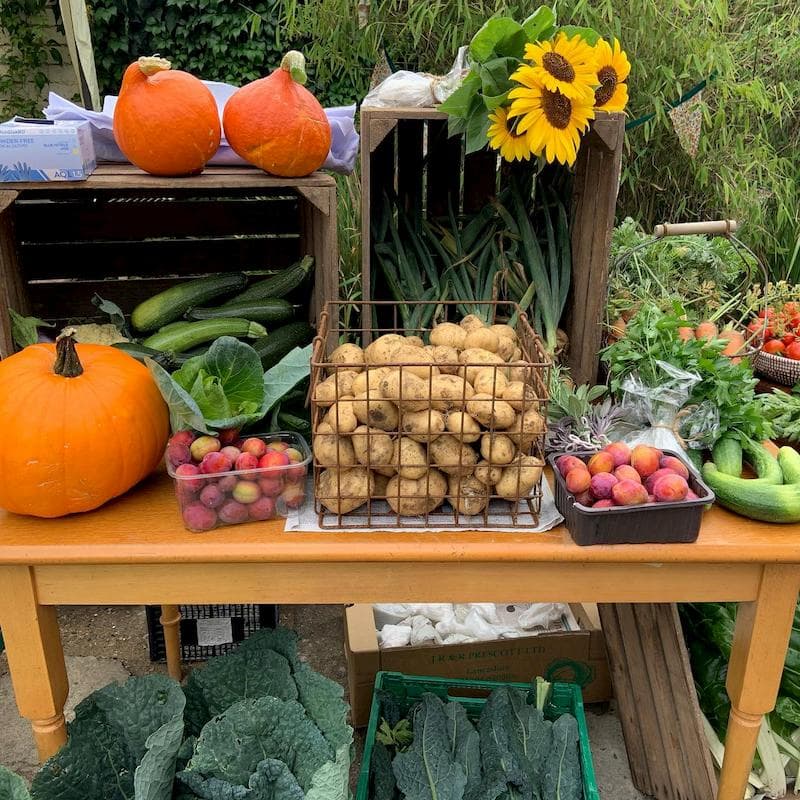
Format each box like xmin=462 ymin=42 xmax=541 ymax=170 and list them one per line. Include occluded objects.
xmin=356 ymin=671 xmax=599 ymax=800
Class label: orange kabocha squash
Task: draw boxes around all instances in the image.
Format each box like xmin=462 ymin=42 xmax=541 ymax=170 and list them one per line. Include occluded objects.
xmin=223 ymin=51 xmax=331 ymax=178
xmin=0 ymin=333 xmax=169 ymax=518
xmin=113 ymin=56 xmax=221 ymax=176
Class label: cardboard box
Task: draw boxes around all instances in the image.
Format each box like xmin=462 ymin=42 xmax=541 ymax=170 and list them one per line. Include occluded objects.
xmin=345 ymin=603 xmax=612 ymax=727
xmin=0 ymin=120 xmax=96 ymax=182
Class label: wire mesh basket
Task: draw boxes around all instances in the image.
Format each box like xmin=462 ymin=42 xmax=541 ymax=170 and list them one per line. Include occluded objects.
xmin=310 ymin=301 xmax=552 ymax=529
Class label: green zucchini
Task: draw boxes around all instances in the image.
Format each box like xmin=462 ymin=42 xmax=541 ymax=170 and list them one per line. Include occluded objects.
xmin=142 ymin=319 xmax=266 ymax=353
xmin=225 ymin=256 xmax=314 ymax=305
xmin=778 ymin=446 xmax=800 ymax=484
xmin=131 ymin=274 xmax=246 ymax=332
xmin=712 ymin=436 xmax=743 ymax=477
xmin=186 ymin=299 xmax=297 ymax=325
xmin=112 ymin=342 xmax=185 ymax=371
xmin=156 ymin=320 xmax=193 ymax=334
xmin=742 ymin=438 xmax=784 ymax=484
xmin=702 ymin=464 xmax=800 ymax=523
xmin=251 ymin=321 xmax=314 ymax=368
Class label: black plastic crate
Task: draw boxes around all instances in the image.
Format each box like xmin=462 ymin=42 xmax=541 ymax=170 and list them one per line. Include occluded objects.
xmin=548 ymin=449 xmax=714 ymax=546
xmin=145 ymin=604 xmax=279 ymax=662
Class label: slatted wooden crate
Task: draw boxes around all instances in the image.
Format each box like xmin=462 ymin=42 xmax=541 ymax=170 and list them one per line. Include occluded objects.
xmin=360 ymin=107 xmax=624 ymax=384
xmin=0 ymin=165 xmax=338 ymax=357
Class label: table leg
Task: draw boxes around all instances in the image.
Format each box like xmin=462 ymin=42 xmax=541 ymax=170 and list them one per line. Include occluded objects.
xmin=0 ymin=566 xmax=69 ymax=761
xmin=718 ymin=565 xmax=799 ymax=800
xmin=160 ymin=604 xmax=183 ymax=681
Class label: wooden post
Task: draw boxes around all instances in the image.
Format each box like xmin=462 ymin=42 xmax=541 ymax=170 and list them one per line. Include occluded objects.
xmin=160 ymin=604 xmax=183 ymax=681
xmin=565 ymin=113 xmax=625 ymax=385
xmin=0 ymin=190 xmax=26 ymax=358
xmin=298 ymin=185 xmax=339 ymax=323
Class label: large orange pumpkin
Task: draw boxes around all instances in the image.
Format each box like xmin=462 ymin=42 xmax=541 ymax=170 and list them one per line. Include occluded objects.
xmin=0 ymin=333 xmax=169 ymax=518
xmin=113 ymin=56 xmax=221 ymax=176
xmin=223 ymin=51 xmax=331 ymax=178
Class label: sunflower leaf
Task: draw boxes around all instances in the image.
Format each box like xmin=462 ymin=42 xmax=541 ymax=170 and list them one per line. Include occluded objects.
xmin=465 ymin=104 xmax=492 ymax=154
xmin=558 ymin=25 xmax=601 ymax=45
xmin=439 ymin=71 xmax=481 ymax=119
xmin=470 ymin=17 xmax=526 ymax=62
xmin=523 ymin=7 xmax=557 ymax=42
xmin=479 ymin=57 xmax=517 ymax=98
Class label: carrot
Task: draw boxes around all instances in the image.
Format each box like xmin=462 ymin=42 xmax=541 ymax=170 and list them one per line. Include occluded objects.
xmin=677 ymin=326 xmax=695 ymax=342
xmin=695 ymin=321 xmax=719 ymax=341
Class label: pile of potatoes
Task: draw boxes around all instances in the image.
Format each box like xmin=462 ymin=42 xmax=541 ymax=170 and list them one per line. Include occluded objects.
xmin=312 ymin=315 xmax=547 ymax=518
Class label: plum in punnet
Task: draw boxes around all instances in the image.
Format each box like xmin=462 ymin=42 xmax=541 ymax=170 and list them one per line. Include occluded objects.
xmin=593 ymin=499 xmax=615 ymax=508
xmin=557 ymin=455 xmax=585 ymax=477
xmin=587 ymin=451 xmax=615 ymax=476
xmin=200 ymin=483 xmax=225 ymax=509
xmin=220 ymin=445 xmax=242 ymax=463
xmin=218 ymin=428 xmax=241 ymax=446
xmin=686 ymin=489 xmax=700 ymax=500
xmin=175 ymin=482 xmax=197 ymax=506
xmin=183 ymin=502 xmax=217 ymax=531
xmin=236 ymin=452 xmax=259 ymax=471
xmin=279 ymin=483 xmax=305 ymax=509
xmin=644 ymin=467 xmax=677 ymax=494
xmin=175 ymin=462 xmax=204 ymax=492
xmin=242 ymin=437 xmax=268 ymax=458
xmin=611 ymin=479 xmax=649 ymax=506
xmin=217 ymin=474 xmax=238 ymax=493
xmin=630 ymin=444 xmax=661 ymax=478
xmin=259 ymin=450 xmax=290 ymax=469
xmin=603 ymin=442 xmax=631 ymax=467
xmin=659 ymin=455 xmax=690 ymax=480
xmin=249 ymin=495 xmax=276 ymax=520
xmin=285 ymin=447 xmax=303 ymax=463
xmin=653 ymin=473 xmax=689 ymax=502
xmin=166 ymin=442 xmax=192 ymax=468
xmin=590 ymin=472 xmax=618 ymax=500
xmin=259 ymin=476 xmax=284 ymax=497
xmin=267 ymin=441 xmax=290 ymax=452
xmin=565 ymin=467 xmax=591 ymax=494
xmin=218 ymin=499 xmax=249 ymax=524
xmin=574 ymin=490 xmax=592 ymax=506
xmin=191 ymin=435 xmax=221 ymax=462
xmin=200 ymin=451 xmax=233 ymax=474
xmin=613 ymin=465 xmax=642 ymax=484
xmin=233 ymin=480 xmax=261 ymax=504
xmin=170 ymin=430 xmax=196 ymax=447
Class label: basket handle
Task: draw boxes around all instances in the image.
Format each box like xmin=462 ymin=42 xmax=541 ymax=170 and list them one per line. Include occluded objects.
xmin=653 ymin=220 xmax=738 ymax=238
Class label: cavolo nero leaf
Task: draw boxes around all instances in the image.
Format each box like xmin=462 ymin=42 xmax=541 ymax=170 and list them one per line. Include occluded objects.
xmin=393 ymin=694 xmax=467 ymax=800
xmin=540 ymin=715 xmax=582 ymax=800
xmin=445 ymin=702 xmax=481 ymax=798
xmin=369 ymin=742 xmax=397 ymax=800
xmin=0 ymin=765 xmax=31 ymax=800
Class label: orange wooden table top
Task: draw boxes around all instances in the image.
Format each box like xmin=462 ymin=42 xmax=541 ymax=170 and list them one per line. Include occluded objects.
xmin=1 ymin=470 xmax=798 ymax=566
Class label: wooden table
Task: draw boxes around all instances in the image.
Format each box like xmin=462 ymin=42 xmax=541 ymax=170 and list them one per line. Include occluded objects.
xmin=0 ymin=471 xmax=798 ymax=800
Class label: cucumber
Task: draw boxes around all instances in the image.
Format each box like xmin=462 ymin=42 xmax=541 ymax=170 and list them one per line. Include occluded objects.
xmin=112 ymin=342 xmax=185 ymax=371
xmin=702 ymin=463 xmax=800 ymax=523
xmin=131 ymin=274 xmax=246 ymax=332
xmin=712 ymin=436 xmax=743 ymax=477
xmin=251 ymin=321 xmax=314 ymax=368
xmin=156 ymin=320 xmax=193 ymax=334
xmin=225 ymin=256 xmax=314 ymax=305
xmin=742 ymin=438 xmax=784 ymax=484
xmin=778 ymin=447 xmax=800 ymax=484
xmin=186 ymin=299 xmax=297 ymax=325
xmin=142 ymin=319 xmax=267 ymax=353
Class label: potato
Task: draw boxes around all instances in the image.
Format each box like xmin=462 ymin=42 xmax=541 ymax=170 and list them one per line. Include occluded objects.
xmin=405 ymin=335 xmax=425 ymax=348
xmin=315 ymin=420 xmax=334 ymax=435
xmin=386 ymin=470 xmax=447 ymax=515
xmin=503 ymin=380 xmax=537 ymax=411
xmin=313 ymin=430 xmax=356 ymax=467
xmin=466 ymin=394 xmax=516 ymax=429
xmin=428 ymin=344 xmax=460 ymax=375
xmin=490 ymin=324 xmax=518 ymax=343
xmin=458 ymin=348 xmax=505 ymax=383
xmin=351 ymin=392 xmax=399 ymax=431
xmin=474 ymin=460 xmax=503 ymax=486
xmin=365 ymin=334 xmax=405 ymax=365
xmin=448 ymin=473 xmax=489 ymax=516
xmin=509 ymin=408 xmax=547 ymax=450
xmin=430 ymin=374 xmax=474 ymax=410
xmin=495 ymin=336 xmax=516 ymax=361
xmin=329 ymin=343 xmax=365 ymax=372
xmin=351 ymin=366 xmax=390 ymax=396
xmin=507 ymin=361 xmax=529 ymax=383
xmin=464 ymin=327 xmax=500 ymax=354
xmin=495 ymin=455 xmax=545 ymax=501
xmin=313 ymin=370 xmax=358 ymax=407
xmin=378 ymin=370 xmax=429 ymax=411
xmin=472 ymin=367 xmax=508 ymax=396
xmin=445 ymin=411 xmax=481 ymax=444
xmin=372 ymin=471 xmax=390 ymax=496
xmin=351 ymin=425 xmax=395 ymax=476
xmin=429 ymin=434 xmax=477 ymax=476
xmin=459 ymin=314 xmax=485 ymax=333
xmin=324 ymin=395 xmax=358 ymax=433
xmin=392 ymin=344 xmax=439 ymax=379
xmin=480 ymin=432 xmax=516 ymax=465
xmin=430 ymin=322 xmax=467 ymax=350
xmin=400 ymin=409 xmax=446 ymax=442
xmin=393 ymin=437 xmax=428 ymax=479
xmin=316 ymin=467 xmax=375 ymax=514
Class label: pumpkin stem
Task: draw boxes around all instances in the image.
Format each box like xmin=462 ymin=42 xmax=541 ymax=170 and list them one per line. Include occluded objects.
xmin=280 ymin=51 xmax=308 ymax=86
xmin=54 ymin=329 xmax=84 ymax=378
xmin=138 ymin=55 xmax=171 ymax=76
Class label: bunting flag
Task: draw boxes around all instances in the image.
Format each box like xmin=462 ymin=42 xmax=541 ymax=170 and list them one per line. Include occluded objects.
xmin=668 ymin=90 xmax=703 ymax=158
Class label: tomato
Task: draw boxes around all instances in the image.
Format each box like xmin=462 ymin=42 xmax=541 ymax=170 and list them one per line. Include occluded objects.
xmin=747 ymin=320 xmax=765 ymax=341
xmin=791 ymin=314 xmax=800 ymax=330
xmin=783 ymin=302 xmax=798 ymax=315
xmin=762 ymin=339 xmax=786 ymax=355
xmin=786 ymin=342 xmax=800 ymax=360
xmin=782 ymin=333 xmax=797 ymax=346
xmin=758 ymin=308 xmax=776 ymax=319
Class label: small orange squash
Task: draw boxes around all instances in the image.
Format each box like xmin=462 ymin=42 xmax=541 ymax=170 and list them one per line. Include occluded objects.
xmin=223 ymin=51 xmax=331 ymax=178
xmin=0 ymin=333 xmax=169 ymax=518
xmin=113 ymin=56 xmax=221 ymax=176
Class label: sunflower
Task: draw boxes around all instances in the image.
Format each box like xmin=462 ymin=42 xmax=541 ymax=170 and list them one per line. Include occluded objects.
xmin=516 ymin=33 xmax=598 ymax=102
xmin=508 ymin=83 xmax=595 ymax=167
xmin=487 ymin=106 xmax=535 ymax=162
xmin=592 ymin=38 xmax=631 ymax=112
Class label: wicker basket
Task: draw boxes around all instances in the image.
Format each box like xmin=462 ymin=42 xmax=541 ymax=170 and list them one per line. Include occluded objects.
xmin=753 ymin=349 xmax=800 ymax=387
xmin=310 ymin=301 xmax=552 ymax=529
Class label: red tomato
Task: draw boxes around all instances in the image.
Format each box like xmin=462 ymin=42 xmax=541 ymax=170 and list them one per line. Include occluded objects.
xmin=786 ymin=342 xmax=800 ymax=360
xmin=791 ymin=315 xmax=800 ymax=330
xmin=783 ymin=302 xmax=798 ymax=315
xmin=758 ymin=308 xmax=776 ymax=319
xmin=782 ymin=333 xmax=797 ymax=346
xmin=763 ymin=339 xmax=786 ymax=355
xmin=747 ymin=320 xmax=765 ymax=341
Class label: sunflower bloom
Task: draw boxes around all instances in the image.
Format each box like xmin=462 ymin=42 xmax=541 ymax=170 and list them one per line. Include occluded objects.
xmin=487 ymin=106 xmax=534 ymax=162
xmin=508 ymin=83 xmax=595 ymax=167
xmin=592 ymin=38 xmax=631 ymax=112
xmin=516 ymin=33 xmax=598 ymax=102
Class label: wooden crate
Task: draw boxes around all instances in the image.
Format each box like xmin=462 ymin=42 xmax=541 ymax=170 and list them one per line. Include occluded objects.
xmin=360 ymin=107 xmax=624 ymax=384
xmin=0 ymin=165 xmax=338 ymax=357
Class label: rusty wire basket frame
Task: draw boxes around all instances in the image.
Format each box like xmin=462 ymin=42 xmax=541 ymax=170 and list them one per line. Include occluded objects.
xmin=311 ymin=300 xmax=552 ymax=529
